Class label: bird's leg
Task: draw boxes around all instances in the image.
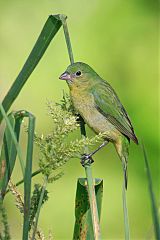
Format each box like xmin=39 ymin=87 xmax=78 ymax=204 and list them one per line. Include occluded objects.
xmin=81 ymin=140 xmax=109 ymax=166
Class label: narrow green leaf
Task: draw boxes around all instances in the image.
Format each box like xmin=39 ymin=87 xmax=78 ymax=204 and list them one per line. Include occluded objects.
xmin=0 ymin=106 xmax=26 ymax=200
xmin=73 ymin=178 xmax=103 ymax=240
xmin=22 ymin=112 xmax=35 ymax=240
xmin=0 ymin=113 xmax=22 ymax=198
xmin=0 ymin=14 xmax=64 ymax=124
xmin=142 ymin=143 xmax=160 ymax=239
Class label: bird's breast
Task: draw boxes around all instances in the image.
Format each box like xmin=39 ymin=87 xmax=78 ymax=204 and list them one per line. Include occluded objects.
xmin=70 ymin=89 xmax=119 ymax=141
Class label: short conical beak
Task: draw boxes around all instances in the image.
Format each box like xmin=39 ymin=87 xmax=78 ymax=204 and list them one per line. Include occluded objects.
xmin=59 ymin=71 xmax=71 ymax=81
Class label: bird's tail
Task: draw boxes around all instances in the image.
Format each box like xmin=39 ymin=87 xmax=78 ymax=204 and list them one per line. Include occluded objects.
xmin=114 ymin=136 xmax=129 ymax=190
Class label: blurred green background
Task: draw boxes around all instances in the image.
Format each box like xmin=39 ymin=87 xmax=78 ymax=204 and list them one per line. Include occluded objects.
xmin=0 ymin=0 xmax=159 ymax=239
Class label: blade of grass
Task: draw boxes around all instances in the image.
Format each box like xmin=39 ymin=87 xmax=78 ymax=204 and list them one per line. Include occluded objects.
xmin=0 ymin=113 xmax=22 ymax=198
xmin=62 ymin=17 xmax=101 ymax=239
xmin=0 ymin=14 xmax=65 ymax=124
xmin=142 ymin=143 xmax=160 ymax=239
xmin=0 ymin=104 xmax=25 ymax=179
xmin=22 ymin=112 xmax=35 ymax=240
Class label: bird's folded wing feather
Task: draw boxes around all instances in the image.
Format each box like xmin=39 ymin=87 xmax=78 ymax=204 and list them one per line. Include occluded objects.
xmin=92 ymin=80 xmax=138 ymax=144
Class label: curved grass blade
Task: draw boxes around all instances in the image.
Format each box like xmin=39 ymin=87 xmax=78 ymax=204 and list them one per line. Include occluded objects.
xmin=0 ymin=113 xmax=22 ymax=199
xmin=142 ymin=143 xmax=160 ymax=239
xmin=0 ymin=105 xmax=26 ymax=200
xmin=0 ymin=14 xmax=65 ymax=124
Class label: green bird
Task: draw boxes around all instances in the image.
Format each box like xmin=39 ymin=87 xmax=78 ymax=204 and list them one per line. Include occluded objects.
xmin=59 ymin=62 xmax=138 ymax=189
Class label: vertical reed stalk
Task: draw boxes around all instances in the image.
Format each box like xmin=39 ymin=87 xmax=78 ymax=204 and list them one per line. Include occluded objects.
xmin=62 ymin=17 xmax=101 ymax=237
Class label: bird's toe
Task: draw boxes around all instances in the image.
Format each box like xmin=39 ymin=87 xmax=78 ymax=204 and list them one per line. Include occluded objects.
xmin=80 ymin=154 xmax=94 ymax=167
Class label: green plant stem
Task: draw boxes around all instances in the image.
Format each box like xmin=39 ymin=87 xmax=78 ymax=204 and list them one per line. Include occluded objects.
xmin=0 ymin=103 xmax=25 ymax=177
xmin=23 ymin=113 xmax=35 ymax=240
xmin=122 ymin=178 xmax=130 ymax=240
xmin=85 ymin=165 xmax=101 ymax=239
xmin=61 ymin=15 xmax=74 ymax=64
xmin=80 ymin=119 xmax=101 ymax=239
xmin=15 ymin=169 xmax=42 ymax=189
xmin=62 ymin=16 xmax=101 ymax=239
xmin=31 ymin=177 xmax=48 ymax=240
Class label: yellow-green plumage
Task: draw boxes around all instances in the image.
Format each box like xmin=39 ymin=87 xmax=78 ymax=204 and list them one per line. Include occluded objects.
xmin=59 ymin=62 xmax=138 ymax=188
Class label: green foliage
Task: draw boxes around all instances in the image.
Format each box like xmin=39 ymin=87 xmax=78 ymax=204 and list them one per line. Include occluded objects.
xmin=35 ymin=95 xmax=105 ymax=183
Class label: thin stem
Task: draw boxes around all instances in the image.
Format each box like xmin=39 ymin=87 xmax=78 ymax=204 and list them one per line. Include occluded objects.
xmin=6 ymin=162 xmax=53 ymax=194
xmin=60 ymin=15 xmax=74 ymax=64
xmin=85 ymin=166 xmax=101 ymax=239
xmin=62 ymin=17 xmax=101 ymax=238
xmin=23 ymin=113 xmax=35 ymax=240
xmin=17 ymin=169 xmax=41 ymax=188
xmin=122 ymin=178 xmax=130 ymax=240
xmin=80 ymin=118 xmax=101 ymax=239
xmin=31 ymin=177 xmax=48 ymax=240
xmin=0 ymin=103 xmax=25 ymax=177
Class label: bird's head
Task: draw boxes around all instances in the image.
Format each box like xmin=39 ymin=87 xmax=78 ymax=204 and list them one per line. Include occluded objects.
xmin=59 ymin=62 xmax=99 ymax=89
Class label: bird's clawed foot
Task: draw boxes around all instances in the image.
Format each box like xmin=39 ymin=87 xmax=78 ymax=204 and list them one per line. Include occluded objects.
xmin=80 ymin=153 xmax=94 ymax=167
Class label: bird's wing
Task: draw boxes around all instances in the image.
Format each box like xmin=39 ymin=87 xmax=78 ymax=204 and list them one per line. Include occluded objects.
xmin=92 ymin=80 xmax=138 ymax=144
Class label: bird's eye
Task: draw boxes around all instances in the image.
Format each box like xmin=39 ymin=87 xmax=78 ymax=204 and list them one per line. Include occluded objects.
xmin=75 ymin=71 xmax=82 ymax=76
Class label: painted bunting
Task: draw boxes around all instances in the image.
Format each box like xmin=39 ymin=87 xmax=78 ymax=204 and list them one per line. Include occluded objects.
xmin=59 ymin=62 xmax=138 ymax=189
